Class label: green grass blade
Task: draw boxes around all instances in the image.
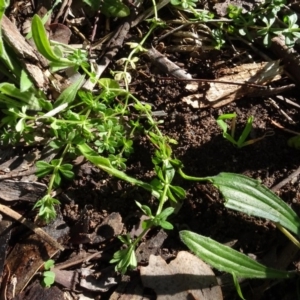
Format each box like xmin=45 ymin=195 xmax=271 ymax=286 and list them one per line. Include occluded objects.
xmin=54 ymin=75 xmax=85 ymax=107
xmin=237 ymin=116 xmax=253 ymax=147
xmin=180 ymin=230 xmax=295 ymax=279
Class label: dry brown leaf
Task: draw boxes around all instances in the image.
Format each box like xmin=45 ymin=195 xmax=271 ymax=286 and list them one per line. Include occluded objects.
xmin=183 ymin=61 xmax=283 ymax=108
xmin=207 ymin=61 xmax=282 ymax=103
xmin=140 ymin=251 xmax=223 ymax=300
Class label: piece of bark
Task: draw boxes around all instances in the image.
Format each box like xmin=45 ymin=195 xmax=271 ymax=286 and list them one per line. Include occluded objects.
xmin=1 ymin=15 xmax=48 ymax=88
xmin=270 ymin=35 xmax=300 ymax=86
xmin=70 ymin=212 xmax=123 ymax=245
xmin=12 ymin=280 xmax=64 ymax=300
xmin=0 ymin=180 xmax=47 ymax=201
xmin=136 ymin=229 xmax=168 ymax=263
xmin=3 ymin=213 xmax=69 ymax=298
xmin=52 ymin=269 xmax=79 ymax=290
xmin=0 ymin=218 xmax=11 ymax=289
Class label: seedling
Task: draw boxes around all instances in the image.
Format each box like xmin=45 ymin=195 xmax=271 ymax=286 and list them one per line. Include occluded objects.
xmin=42 ymin=259 xmax=55 ymax=287
xmin=216 ymin=113 xmax=268 ymax=148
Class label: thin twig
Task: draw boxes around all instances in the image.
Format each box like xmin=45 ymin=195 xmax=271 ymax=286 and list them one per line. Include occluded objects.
xmin=271 ymin=165 xmax=300 ymax=192
xmin=0 ymin=204 xmax=64 ymax=251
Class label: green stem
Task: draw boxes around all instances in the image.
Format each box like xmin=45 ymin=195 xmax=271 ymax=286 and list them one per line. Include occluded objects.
xmin=156 ymin=183 xmax=169 ymax=215
xmin=123 ymin=23 xmax=158 ymax=90
xmin=151 ymin=0 xmax=159 ymax=20
xmin=133 ymin=227 xmax=150 ymax=247
xmin=276 ymin=223 xmax=300 ymax=249
xmin=178 ymin=168 xmax=206 ymax=181
xmin=46 ymin=143 xmax=71 ymax=194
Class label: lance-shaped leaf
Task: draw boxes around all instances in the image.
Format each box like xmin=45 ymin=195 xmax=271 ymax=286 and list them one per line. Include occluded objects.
xmin=31 ymin=15 xmax=61 ymax=62
xmin=207 ymin=173 xmax=300 ymax=236
xmin=180 ymin=230 xmax=295 ymax=279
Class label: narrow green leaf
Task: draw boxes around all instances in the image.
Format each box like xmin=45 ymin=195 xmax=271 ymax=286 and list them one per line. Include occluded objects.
xmin=223 ymin=132 xmax=237 ymax=145
xmin=237 ymin=116 xmax=253 ymax=147
xmin=0 ymin=82 xmax=42 ymax=110
xmin=159 ymin=207 xmax=174 ymax=219
xmin=160 ymin=220 xmax=174 ymax=230
xmin=216 ymin=119 xmax=228 ymax=132
xmin=20 ymin=70 xmax=33 ymax=92
xmin=232 ymin=273 xmax=245 ymax=300
xmin=99 ymin=78 xmax=120 ymax=90
xmin=180 ymin=230 xmax=294 ymax=279
xmin=31 ymin=15 xmax=61 ymax=62
xmin=207 ymin=173 xmax=300 ymax=236
xmin=170 ymin=185 xmax=186 ymax=199
xmin=54 ymin=172 xmax=61 ymax=186
xmin=59 ymin=169 xmax=74 ymax=179
xmin=217 ymin=113 xmax=236 ymax=120
xmin=135 ymin=201 xmax=152 ymax=216
xmin=54 ymin=76 xmax=85 ymax=107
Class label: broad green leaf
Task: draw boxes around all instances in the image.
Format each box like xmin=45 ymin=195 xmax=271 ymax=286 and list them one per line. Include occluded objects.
xmin=20 ymin=70 xmax=33 ymax=92
xmin=49 ymin=140 xmax=64 ymax=149
xmin=99 ymin=78 xmax=120 ymax=90
xmin=54 ymin=76 xmax=85 ymax=107
xmin=217 ymin=113 xmax=236 ymax=120
xmin=49 ymin=60 xmax=76 ymax=72
xmin=15 ymin=118 xmax=25 ymax=132
xmin=180 ymin=230 xmax=294 ymax=279
xmin=54 ymin=172 xmax=61 ymax=186
xmin=159 ymin=220 xmax=173 ymax=230
xmin=36 ymin=161 xmax=54 ymax=177
xmin=0 ymin=83 xmax=42 ymax=110
xmin=50 ymin=159 xmax=60 ymax=167
xmin=207 ymin=173 xmax=300 ymax=236
xmin=0 ymin=0 xmax=9 ymax=20
xmin=26 ymin=0 xmax=61 ymax=39
xmin=82 ymin=0 xmax=101 ymax=10
xmin=101 ymin=0 xmax=130 ymax=18
xmin=59 ymin=166 xmax=74 ymax=179
xmin=44 ymin=259 xmax=55 ymax=270
xmin=288 ymin=135 xmax=300 ymax=149
xmin=43 ymin=271 xmax=55 ymax=287
xmin=31 ymin=15 xmax=61 ymax=62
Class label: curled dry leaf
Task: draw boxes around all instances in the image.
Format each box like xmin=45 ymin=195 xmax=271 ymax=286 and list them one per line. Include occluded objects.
xmin=140 ymin=251 xmax=223 ymax=300
xmin=183 ymin=60 xmax=283 ymax=108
